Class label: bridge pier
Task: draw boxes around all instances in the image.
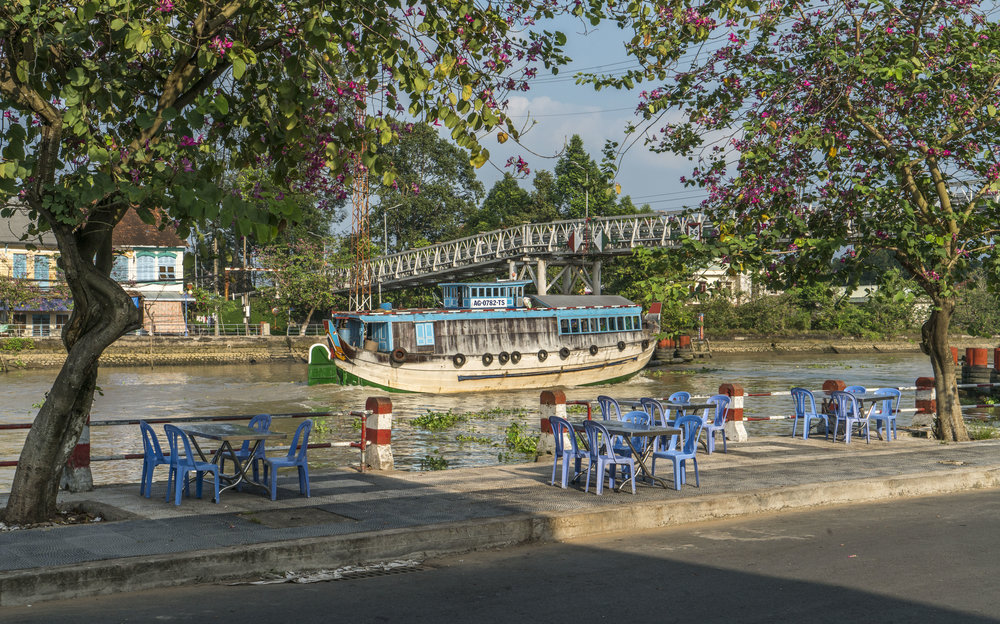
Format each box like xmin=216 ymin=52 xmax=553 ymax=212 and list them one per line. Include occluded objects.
xmin=591 ymin=260 xmax=602 ymax=296
xmin=536 ymin=258 xmax=548 ymax=295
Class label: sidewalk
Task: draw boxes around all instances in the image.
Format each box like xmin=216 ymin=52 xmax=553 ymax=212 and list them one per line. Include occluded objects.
xmin=1 ymin=435 xmax=999 ymax=606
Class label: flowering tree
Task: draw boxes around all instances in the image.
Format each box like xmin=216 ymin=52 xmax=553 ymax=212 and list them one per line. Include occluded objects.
xmin=0 ymin=0 xmax=574 ymax=523
xmin=596 ymin=0 xmax=1000 ymax=441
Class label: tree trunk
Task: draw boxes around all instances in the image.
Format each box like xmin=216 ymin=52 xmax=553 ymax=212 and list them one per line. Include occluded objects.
xmin=299 ymin=306 xmax=316 ymax=336
xmin=1 ymin=221 xmax=141 ymax=524
xmin=921 ymin=302 xmax=969 ymax=442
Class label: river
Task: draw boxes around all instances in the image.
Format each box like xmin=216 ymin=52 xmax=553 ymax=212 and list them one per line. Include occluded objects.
xmin=0 ymin=352 xmax=954 ymax=491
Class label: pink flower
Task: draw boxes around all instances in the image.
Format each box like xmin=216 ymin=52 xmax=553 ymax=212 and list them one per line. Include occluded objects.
xmin=156 ymin=0 xmax=174 ymax=12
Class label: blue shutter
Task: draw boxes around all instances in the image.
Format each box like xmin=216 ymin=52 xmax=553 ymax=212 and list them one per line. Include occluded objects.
xmin=12 ymin=254 xmax=26 ymax=279
xmin=34 ymin=256 xmax=49 ymax=289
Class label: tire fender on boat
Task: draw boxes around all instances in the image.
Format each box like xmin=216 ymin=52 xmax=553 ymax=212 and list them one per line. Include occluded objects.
xmin=617 ymin=340 xmax=626 ymax=352
xmin=558 ymin=347 xmax=571 ymax=360
xmin=482 ymin=353 xmax=494 ymax=366
xmin=453 ymin=353 xmax=466 ymax=367
xmin=641 ymin=340 xmax=650 ymax=350
xmin=537 ymin=349 xmax=548 ymax=362
xmin=498 ymin=351 xmax=510 ymax=364
xmin=391 ymin=348 xmax=407 ymax=363
xmin=589 ymin=345 xmax=599 ymax=356
xmin=510 ymin=351 xmax=521 ymax=364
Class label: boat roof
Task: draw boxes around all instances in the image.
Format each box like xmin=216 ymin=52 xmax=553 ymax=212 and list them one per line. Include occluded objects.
xmin=529 ymin=294 xmax=636 ymax=307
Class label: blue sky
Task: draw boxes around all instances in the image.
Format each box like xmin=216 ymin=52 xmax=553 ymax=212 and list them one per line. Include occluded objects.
xmin=474 ymin=16 xmax=710 ymax=214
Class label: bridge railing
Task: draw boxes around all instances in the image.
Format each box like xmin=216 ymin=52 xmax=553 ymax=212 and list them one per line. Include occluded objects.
xmin=327 ymin=211 xmax=709 ymax=291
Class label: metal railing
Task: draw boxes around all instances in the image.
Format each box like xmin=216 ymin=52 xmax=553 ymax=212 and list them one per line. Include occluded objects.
xmin=327 ymin=211 xmax=709 ymax=292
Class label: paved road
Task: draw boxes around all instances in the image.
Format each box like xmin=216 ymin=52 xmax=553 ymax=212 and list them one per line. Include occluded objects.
xmin=7 ymin=489 xmax=1000 ymax=623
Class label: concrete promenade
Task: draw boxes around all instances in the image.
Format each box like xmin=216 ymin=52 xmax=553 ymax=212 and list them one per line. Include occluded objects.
xmin=1 ymin=435 xmax=998 ymax=606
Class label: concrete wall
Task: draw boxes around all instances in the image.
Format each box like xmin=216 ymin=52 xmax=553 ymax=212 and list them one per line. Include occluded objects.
xmin=3 ymin=336 xmax=318 ymax=369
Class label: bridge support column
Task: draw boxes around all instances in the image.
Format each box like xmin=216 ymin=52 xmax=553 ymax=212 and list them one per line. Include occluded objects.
xmin=591 ymin=260 xmax=602 ymax=295
xmin=536 ymin=259 xmax=547 ymax=295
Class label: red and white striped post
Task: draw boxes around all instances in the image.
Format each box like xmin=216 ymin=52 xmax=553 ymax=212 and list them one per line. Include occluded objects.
xmin=913 ymin=377 xmax=936 ymax=427
xmin=537 ymin=389 xmax=567 ymax=460
xmin=60 ymin=414 xmax=93 ymax=492
xmin=718 ymin=383 xmax=748 ymax=442
xmin=364 ymin=397 xmax=394 ymax=470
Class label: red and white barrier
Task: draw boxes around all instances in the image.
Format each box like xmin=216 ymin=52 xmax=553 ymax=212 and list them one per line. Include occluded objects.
xmin=364 ymin=397 xmax=393 ymax=471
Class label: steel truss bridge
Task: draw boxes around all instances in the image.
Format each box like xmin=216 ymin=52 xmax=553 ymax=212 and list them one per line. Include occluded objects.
xmin=329 ymin=211 xmax=708 ymax=297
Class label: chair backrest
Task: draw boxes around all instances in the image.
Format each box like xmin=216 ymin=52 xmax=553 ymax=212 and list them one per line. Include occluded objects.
xmin=597 ymin=395 xmax=622 ymax=421
xmin=139 ymin=420 xmax=166 ymax=462
xmin=668 ymin=391 xmax=691 ymax=404
xmin=639 ymin=398 xmax=664 ymax=423
xmin=674 ymin=415 xmax=704 ymax=455
xmin=830 ymin=391 xmax=861 ymax=419
xmin=583 ymin=419 xmax=612 ymax=460
xmin=163 ymin=424 xmax=197 ymax=470
xmin=790 ymin=387 xmax=817 ymax=417
xmin=549 ymin=415 xmax=578 ymax=457
xmin=874 ymin=388 xmax=901 ymax=415
xmin=706 ymin=394 xmax=731 ymax=427
xmin=249 ymin=413 xmax=272 ymax=432
xmin=286 ymin=419 xmax=313 ymax=462
xmin=844 ymin=385 xmax=867 ymax=394
xmin=621 ymin=410 xmax=650 ymax=451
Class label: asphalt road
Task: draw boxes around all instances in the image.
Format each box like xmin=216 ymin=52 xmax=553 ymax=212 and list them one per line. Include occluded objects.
xmin=7 ymin=489 xmax=1000 ymax=623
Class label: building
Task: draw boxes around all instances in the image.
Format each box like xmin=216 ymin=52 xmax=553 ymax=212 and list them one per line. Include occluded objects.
xmin=0 ymin=209 xmax=69 ymax=336
xmin=111 ymin=209 xmax=191 ymax=335
xmin=0 ymin=206 xmax=191 ymax=336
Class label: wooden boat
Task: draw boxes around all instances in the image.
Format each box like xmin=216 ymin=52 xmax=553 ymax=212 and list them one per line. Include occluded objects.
xmin=308 ymin=280 xmax=659 ymax=393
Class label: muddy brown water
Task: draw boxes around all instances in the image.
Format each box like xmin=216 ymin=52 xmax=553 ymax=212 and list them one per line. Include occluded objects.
xmin=0 ymin=353 xmax=949 ymax=491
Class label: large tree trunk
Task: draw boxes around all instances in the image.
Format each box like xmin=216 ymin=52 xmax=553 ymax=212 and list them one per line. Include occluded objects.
xmin=921 ymin=302 xmax=969 ymax=442
xmin=1 ymin=219 xmax=141 ymax=524
xmin=299 ymin=306 xmax=317 ymax=336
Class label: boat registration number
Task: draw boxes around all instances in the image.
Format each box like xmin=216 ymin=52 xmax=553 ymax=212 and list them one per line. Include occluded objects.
xmin=469 ymin=297 xmax=508 ymax=308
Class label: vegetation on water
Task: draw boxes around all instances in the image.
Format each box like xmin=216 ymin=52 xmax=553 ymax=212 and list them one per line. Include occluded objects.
xmin=418 ymin=455 xmax=450 ymax=471
xmin=455 ymin=434 xmax=498 ymax=446
xmin=502 ymin=422 xmax=538 ymax=455
xmin=410 ymin=410 xmax=470 ymax=431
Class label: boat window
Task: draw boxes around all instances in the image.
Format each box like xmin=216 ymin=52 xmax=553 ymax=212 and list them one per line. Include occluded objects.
xmin=584 ymin=318 xmax=593 ymax=333
xmin=570 ymin=318 xmax=580 ymax=333
xmin=599 ymin=317 xmax=608 ymax=332
xmin=560 ymin=318 xmax=569 ymax=333
xmin=416 ymin=322 xmax=435 ymax=346
xmin=625 ymin=316 xmax=632 ymax=330
xmin=616 ymin=316 xmax=624 ymax=330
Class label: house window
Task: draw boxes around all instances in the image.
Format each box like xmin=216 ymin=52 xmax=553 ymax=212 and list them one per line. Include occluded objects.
xmin=111 ymin=255 xmax=129 ymax=281
xmin=415 ymin=322 xmax=435 ymax=346
xmin=55 ymin=314 xmax=70 ymax=330
xmin=158 ymin=256 xmax=175 ymax=281
xmin=12 ymin=253 xmax=27 ymax=279
xmin=136 ymin=255 xmax=155 ymax=282
xmin=34 ymin=256 xmax=49 ymax=289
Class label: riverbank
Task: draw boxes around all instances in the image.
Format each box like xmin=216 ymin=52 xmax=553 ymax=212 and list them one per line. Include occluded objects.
xmin=2 ymin=334 xmax=997 ymax=370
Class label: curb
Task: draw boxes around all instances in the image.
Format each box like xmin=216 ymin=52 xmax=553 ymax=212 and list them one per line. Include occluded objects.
xmin=2 ymin=465 xmax=998 ymax=606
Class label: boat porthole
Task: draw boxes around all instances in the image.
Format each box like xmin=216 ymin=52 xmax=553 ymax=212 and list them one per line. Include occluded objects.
xmin=559 ymin=347 xmax=571 ymax=360
xmin=391 ymin=348 xmax=407 ymax=363
xmin=642 ymin=340 xmax=650 ymax=350
xmin=617 ymin=340 xmax=626 ymax=352
xmin=482 ymin=353 xmax=494 ymax=366
xmin=498 ymin=351 xmax=510 ymax=364
xmin=589 ymin=345 xmax=599 ymax=356
xmin=510 ymin=351 xmax=521 ymax=364
xmin=453 ymin=353 xmax=466 ymax=367
xmin=537 ymin=349 xmax=548 ymax=362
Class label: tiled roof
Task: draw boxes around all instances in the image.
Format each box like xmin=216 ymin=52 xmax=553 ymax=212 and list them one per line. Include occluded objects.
xmin=111 ymin=209 xmax=185 ymax=248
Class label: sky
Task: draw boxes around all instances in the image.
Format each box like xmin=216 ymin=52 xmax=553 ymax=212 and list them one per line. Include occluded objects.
xmin=472 ymin=15 xmax=712 ymax=214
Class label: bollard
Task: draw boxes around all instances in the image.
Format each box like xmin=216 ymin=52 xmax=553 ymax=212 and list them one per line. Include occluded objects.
xmin=913 ymin=377 xmax=936 ymax=428
xmin=60 ymin=414 xmax=94 ymax=492
xmin=363 ymin=397 xmax=393 ymax=470
xmin=537 ymin=390 xmax=567 ymax=460
xmin=718 ymin=383 xmax=748 ymax=443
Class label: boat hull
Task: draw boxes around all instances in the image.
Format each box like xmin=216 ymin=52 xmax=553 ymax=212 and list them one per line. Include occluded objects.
xmin=323 ymin=340 xmax=655 ymax=393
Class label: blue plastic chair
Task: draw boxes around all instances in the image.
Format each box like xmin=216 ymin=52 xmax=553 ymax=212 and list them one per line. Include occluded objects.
xmin=790 ymin=387 xmax=828 ymax=440
xmin=163 ymin=424 xmax=220 ymax=505
xmin=614 ymin=410 xmax=650 ymax=461
xmin=597 ymin=395 xmax=622 ymax=421
xmin=549 ymin=416 xmax=586 ymax=488
xmin=870 ymin=388 xmax=900 ymax=441
xmin=829 ymin=391 xmax=870 ymax=444
xmin=639 ymin=397 xmax=668 ymax=425
xmin=221 ymin=413 xmax=272 ymax=483
xmin=583 ymin=419 xmax=636 ymax=495
xmin=139 ymin=420 xmax=169 ymax=498
xmin=667 ymin=391 xmax=691 ymax=418
xmin=701 ymin=394 xmax=731 ymax=454
xmin=650 ymin=414 xmax=704 ymax=490
xmin=844 ymin=385 xmax=867 ymax=394
xmin=264 ymin=419 xmax=313 ymax=501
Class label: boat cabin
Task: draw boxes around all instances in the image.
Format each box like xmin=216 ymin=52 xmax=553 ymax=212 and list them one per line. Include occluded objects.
xmin=440 ymin=281 xmax=530 ymax=310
